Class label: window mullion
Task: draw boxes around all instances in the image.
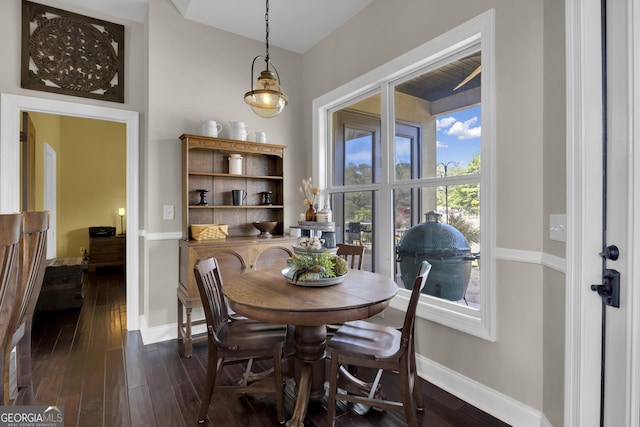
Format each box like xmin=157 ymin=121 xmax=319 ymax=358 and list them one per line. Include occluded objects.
xmin=377 ymin=82 xmax=395 ymax=279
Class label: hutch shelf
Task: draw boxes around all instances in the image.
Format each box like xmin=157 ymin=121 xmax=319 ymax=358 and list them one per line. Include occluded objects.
xmin=177 ymin=134 xmax=296 ymax=357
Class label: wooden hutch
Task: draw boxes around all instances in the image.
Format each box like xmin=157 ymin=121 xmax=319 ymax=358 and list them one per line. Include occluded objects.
xmin=177 ymin=134 xmax=296 ymax=357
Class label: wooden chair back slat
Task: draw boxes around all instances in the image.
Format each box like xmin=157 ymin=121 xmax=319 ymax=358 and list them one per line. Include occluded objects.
xmin=0 ymin=214 xmax=23 ymax=404
xmin=194 ymin=257 xmax=228 ymax=340
xmin=15 ymin=212 xmax=49 ymax=329
xmin=336 ymin=243 xmax=365 ymax=270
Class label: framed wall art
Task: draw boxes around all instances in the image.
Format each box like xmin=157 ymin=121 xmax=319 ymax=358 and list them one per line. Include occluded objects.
xmin=21 ymin=0 xmax=125 ymax=103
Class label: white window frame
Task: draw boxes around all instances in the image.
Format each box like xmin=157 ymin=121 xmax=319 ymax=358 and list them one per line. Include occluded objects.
xmin=312 ymin=10 xmax=496 ymax=341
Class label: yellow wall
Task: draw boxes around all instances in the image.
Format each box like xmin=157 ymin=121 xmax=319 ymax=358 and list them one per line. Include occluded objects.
xmin=29 ymin=112 xmax=62 ymax=212
xmin=29 ymin=113 xmax=126 ymax=258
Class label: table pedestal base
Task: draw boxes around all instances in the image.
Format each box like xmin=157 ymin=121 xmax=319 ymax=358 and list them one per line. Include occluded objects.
xmin=286 ymin=325 xmax=326 ymax=427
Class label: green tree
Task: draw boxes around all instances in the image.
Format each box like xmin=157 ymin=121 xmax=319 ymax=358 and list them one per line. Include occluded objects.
xmin=394 ymin=162 xmax=412 ymax=228
xmin=344 ymin=163 xmax=374 ymax=222
xmin=344 ymin=163 xmax=372 ymax=185
xmin=436 ymin=152 xmax=480 ymax=215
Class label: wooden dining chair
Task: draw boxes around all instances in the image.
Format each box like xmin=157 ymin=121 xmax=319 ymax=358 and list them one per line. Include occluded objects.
xmin=327 ymin=243 xmax=367 ymax=335
xmin=336 ymin=243 xmax=365 ymax=270
xmin=326 ymin=261 xmax=431 ymax=427
xmin=4 ymin=211 xmax=49 ymax=404
xmin=193 ymin=257 xmax=288 ymax=424
xmin=0 ymin=214 xmax=23 ymax=405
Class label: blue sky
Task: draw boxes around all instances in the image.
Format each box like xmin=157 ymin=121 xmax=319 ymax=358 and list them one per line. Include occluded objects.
xmin=345 ymin=105 xmax=481 ymax=169
xmin=435 ymin=105 xmax=481 ymax=167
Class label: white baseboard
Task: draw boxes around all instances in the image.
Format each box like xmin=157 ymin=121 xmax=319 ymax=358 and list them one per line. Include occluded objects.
xmin=416 ymin=354 xmax=552 ymax=427
xmin=139 ymin=322 xmax=207 ymax=345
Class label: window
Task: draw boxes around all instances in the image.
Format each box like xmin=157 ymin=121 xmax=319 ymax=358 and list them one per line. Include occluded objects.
xmin=313 ymin=11 xmax=495 ymax=340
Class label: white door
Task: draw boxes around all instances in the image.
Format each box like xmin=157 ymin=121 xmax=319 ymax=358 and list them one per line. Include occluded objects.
xmin=566 ymin=0 xmax=640 ymax=425
xmin=43 ymin=143 xmax=56 ymax=259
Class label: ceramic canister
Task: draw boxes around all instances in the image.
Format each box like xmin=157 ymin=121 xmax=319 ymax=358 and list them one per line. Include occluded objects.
xmin=228 ymin=154 xmax=243 ymax=175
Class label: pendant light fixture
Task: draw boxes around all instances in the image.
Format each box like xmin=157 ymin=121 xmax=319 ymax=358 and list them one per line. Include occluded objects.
xmin=244 ymin=0 xmax=288 ymax=118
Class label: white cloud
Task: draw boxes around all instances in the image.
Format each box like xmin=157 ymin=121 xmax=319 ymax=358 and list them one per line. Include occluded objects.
xmin=436 ymin=116 xmax=457 ymax=131
xmin=395 ymin=142 xmax=411 ymax=158
xmin=436 ymin=140 xmax=448 ymax=148
xmin=446 ymin=117 xmax=481 ymax=139
xmin=347 ymin=149 xmax=373 ymax=165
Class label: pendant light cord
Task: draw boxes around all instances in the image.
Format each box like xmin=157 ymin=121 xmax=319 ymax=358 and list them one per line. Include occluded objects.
xmin=264 ymin=0 xmax=270 ymax=63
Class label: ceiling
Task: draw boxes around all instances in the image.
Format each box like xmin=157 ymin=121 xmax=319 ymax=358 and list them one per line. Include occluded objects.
xmin=396 ymin=53 xmax=481 ymax=104
xmin=53 ymin=0 xmax=480 ymax=105
xmin=55 ymin=0 xmax=373 ymax=54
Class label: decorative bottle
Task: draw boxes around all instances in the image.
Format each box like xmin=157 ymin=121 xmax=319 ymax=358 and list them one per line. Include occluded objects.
xmin=323 ymin=200 xmax=333 ymax=222
xmin=305 ymin=204 xmax=316 ymax=221
xmin=317 ymin=200 xmax=333 ymax=223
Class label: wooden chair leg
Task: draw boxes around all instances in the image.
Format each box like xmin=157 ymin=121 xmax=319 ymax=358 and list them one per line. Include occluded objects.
xmin=198 ymin=344 xmax=218 ymax=423
xmin=410 ymin=345 xmax=424 ymax=411
xmin=273 ymin=345 xmax=284 ymax=424
xmin=399 ymin=358 xmax=418 ymax=427
xmin=3 ymin=347 xmax=10 ymax=405
xmin=326 ymin=354 xmax=340 ymax=427
xmin=4 ymin=335 xmax=35 ymax=406
xmin=184 ymin=306 xmax=194 ymax=358
xmin=0 ymin=350 xmax=6 ymax=405
xmin=17 ymin=320 xmax=33 ymax=392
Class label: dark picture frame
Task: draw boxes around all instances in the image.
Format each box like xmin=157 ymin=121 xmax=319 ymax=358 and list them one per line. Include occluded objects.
xmin=21 ymin=0 xmax=125 ymax=103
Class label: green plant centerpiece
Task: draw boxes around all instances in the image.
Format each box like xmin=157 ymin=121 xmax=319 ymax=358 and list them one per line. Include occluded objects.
xmin=286 ymin=251 xmax=348 ymax=283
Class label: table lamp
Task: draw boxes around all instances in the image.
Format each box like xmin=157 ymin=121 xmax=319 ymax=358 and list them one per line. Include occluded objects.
xmin=118 ymin=207 xmax=125 ymax=234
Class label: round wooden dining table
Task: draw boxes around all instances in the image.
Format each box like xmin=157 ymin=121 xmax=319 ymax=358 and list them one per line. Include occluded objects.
xmin=222 ymin=267 xmax=399 ymax=427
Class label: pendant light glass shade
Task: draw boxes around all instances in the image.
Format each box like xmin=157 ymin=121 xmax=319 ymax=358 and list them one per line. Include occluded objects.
xmin=244 ymin=61 xmax=288 ymax=118
xmin=244 ymin=0 xmax=287 ymax=118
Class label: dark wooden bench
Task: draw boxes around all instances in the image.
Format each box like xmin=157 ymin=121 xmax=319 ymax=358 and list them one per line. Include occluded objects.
xmin=36 ymin=257 xmax=84 ymax=312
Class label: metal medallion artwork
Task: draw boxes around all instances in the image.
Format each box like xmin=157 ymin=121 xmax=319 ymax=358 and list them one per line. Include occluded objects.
xmin=21 ymin=0 xmax=125 ymax=103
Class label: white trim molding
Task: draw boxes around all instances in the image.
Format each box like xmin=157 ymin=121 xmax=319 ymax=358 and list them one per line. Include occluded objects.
xmin=142 ymin=231 xmax=183 ymax=241
xmin=417 ymin=354 xmax=552 ymax=427
xmin=565 ymin=0 xmax=640 ymax=424
xmin=495 ymin=247 xmax=566 ymax=274
xmin=630 ymin=0 xmax=640 ymax=423
xmin=0 ymin=93 xmax=141 ymax=331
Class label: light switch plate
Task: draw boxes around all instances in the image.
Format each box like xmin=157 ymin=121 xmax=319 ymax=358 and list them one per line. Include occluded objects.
xmin=163 ymin=205 xmax=175 ymax=220
xmin=550 ymin=214 xmax=566 ymax=242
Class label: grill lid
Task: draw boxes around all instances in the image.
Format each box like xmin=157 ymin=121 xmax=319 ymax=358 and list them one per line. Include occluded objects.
xmin=397 ymin=211 xmax=470 ymax=257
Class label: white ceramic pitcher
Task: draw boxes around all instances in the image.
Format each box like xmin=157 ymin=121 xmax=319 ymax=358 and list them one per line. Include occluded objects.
xmin=255 ymin=131 xmax=267 ymax=143
xmin=200 ymin=120 xmax=222 ymax=137
xmin=229 ymin=121 xmax=249 ymax=141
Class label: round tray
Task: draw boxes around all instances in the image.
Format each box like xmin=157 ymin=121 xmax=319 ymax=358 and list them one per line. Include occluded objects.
xmin=292 ymin=244 xmax=338 ymax=255
xmin=281 ymin=267 xmax=347 ymax=287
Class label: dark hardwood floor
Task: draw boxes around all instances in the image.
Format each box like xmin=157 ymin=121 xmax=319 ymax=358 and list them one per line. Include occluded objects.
xmin=24 ymin=269 xmax=510 ymax=426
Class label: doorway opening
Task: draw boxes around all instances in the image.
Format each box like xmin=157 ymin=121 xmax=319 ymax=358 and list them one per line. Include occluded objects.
xmin=0 ymin=94 xmax=140 ymax=330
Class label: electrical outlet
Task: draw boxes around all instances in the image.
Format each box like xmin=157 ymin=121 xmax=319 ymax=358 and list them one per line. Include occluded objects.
xmin=163 ymin=205 xmax=175 ymax=220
